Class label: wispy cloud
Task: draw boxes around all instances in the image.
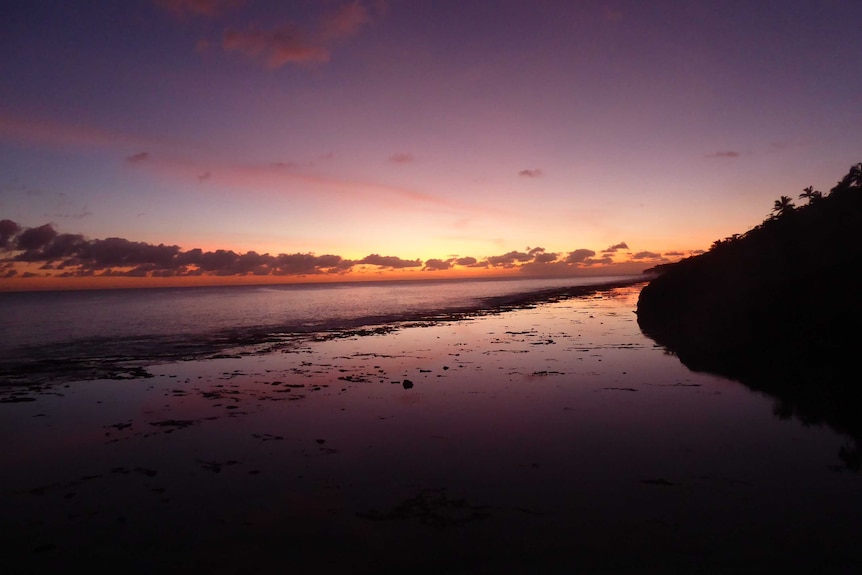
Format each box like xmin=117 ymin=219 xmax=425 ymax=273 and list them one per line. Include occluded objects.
xmin=126 ymin=152 xmax=150 ymax=164
xmin=222 ymin=1 xmax=378 ymax=68
xmin=389 ymin=152 xmax=414 ymax=164
xmin=518 ymin=168 xmax=542 ymax=178
xmin=705 ymin=151 xmax=740 ymax=159
xmin=223 ymin=25 xmax=330 ymax=66
xmin=320 ymin=1 xmax=372 ymax=42
xmin=0 ymin=114 xmax=151 ymax=150
xmin=0 ymin=114 xmax=508 ymax=231
xmin=128 ymin=153 xmax=509 ymax=221
xmin=52 ymin=207 xmax=94 ymax=221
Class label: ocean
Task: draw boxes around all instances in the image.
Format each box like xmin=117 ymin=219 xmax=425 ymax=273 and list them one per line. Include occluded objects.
xmin=3 ymin=272 xmax=861 ymax=571
xmin=0 ymin=274 xmax=645 ymax=384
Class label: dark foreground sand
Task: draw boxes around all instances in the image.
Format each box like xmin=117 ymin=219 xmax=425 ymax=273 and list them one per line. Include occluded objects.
xmin=2 ymin=284 xmax=861 ymax=574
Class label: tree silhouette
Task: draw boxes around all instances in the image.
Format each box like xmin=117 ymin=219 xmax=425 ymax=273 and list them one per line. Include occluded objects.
xmin=839 ymin=163 xmax=862 ymax=189
xmin=637 ymin=161 xmax=862 ymax=471
xmin=772 ymin=195 xmax=795 ymax=217
xmin=799 ymin=186 xmax=822 ymax=204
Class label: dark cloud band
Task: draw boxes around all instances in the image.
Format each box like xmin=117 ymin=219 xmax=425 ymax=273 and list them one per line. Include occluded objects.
xmin=0 ymin=220 xmax=655 ymax=281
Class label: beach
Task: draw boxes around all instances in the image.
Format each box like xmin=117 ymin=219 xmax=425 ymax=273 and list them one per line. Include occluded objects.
xmin=3 ymin=281 xmax=861 ymax=574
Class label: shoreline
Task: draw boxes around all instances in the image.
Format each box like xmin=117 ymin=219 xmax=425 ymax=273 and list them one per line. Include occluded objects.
xmin=0 ymin=271 xmax=650 ymax=294
xmin=1 ymin=277 xmax=649 ymax=389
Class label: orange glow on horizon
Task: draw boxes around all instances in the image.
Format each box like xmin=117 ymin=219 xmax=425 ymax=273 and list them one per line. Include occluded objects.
xmin=0 ymin=268 xmax=502 ymax=292
xmin=0 ymin=260 xmax=658 ymax=292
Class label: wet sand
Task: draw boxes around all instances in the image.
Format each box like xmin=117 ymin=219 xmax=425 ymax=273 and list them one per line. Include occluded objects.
xmin=3 ymin=284 xmax=861 ymax=574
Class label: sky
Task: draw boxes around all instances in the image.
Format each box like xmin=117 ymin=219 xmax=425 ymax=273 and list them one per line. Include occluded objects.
xmin=1 ymin=0 xmax=861 ymax=290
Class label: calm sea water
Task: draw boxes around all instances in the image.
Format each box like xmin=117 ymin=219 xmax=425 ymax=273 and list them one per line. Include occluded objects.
xmin=1 ymin=275 xmax=643 ymax=382
xmin=2 ymin=276 xmax=860 ymax=572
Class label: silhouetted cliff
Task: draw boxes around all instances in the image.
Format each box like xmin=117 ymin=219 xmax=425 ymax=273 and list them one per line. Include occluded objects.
xmin=637 ymin=164 xmax=862 ymax=451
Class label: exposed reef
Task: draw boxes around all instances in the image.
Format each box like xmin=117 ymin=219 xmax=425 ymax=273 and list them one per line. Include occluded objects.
xmin=637 ymin=164 xmax=862 ymax=453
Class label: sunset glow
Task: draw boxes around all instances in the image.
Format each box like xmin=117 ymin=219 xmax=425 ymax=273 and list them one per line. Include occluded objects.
xmin=2 ymin=0 xmax=860 ymax=290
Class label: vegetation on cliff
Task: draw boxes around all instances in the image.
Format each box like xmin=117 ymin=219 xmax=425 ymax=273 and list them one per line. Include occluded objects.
xmin=636 ymin=163 xmax=862 ymax=457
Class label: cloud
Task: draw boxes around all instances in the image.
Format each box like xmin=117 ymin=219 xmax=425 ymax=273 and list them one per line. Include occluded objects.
xmin=16 ymin=223 xmax=58 ymax=251
xmin=128 ymin=152 xmax=505 ymax=222
xmin=320 ymin=1 xmax=371 ymax=42
xmin=155 ymin=0 xmax=245 ymax=18
xmin=521 ymin=246 xmax=558 ymax=264
xmin=706 ymin=151 xmax=740 ymax=159
xmin=82 ymin=237 xmax=182 ymax=268
xmin=631 ymin=251 xmax=663 ymax=260
xmin=518 ymin=169 xmax=542 ymax=178
xmin=0 ymin=220 xmax=20 ymax=249
xmin=223 ymin=25 xmax=330 ymax=66
xmin=423 ymin=258 xmax=453 ymax=271
xmin=274 ymin=253 xmax=350 ymax=275
xmin=358 ymin=254 xmax=422 ymax=269
xmin=0 ymin=221 xmax=353 ymax=279
xmin=0 ymin=114 xmax=151 ymax=150
xmin=602 ymin=242 xmax=629 ymax=253
xmin=0 ymin=113 xmax=500 ymax=224
xmin=222 ymin=1 xmax=377 ymax=68
xmin=1 ymin=221 xmax=657 ymax=283
xmin=389 ymin=152 xmax=414 ymax=164
xmin=30 ymin=233 xmax=87 ymax=263
xmin=564 ymin=249 xmax=596 ymax=264
xmin=532 ymin=251 xmax=558 ymax=264
xmin=516 ymin=243 xmax=652 ymax=277
xmin=126 ymin=151 xmax=150 ymax=164
xmin=485 ymin=250 xmax=533 ymax=267
xmin=52 ymin=207 xmax=93 ymax=221
xmin=483 ymin=247 xmax=585 ymax=269
xmin=584 ymin=255 xmax=613 ymax=265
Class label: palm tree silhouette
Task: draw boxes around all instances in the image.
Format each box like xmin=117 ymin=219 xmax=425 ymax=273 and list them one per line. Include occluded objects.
xmin=799 ymin=186 xmax=823 ymax=204
xmin=772 ymin=195 xmax=796 ymax=217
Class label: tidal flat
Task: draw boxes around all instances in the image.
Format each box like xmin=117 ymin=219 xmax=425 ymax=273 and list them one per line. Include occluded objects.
xmin=3 ymin=284 xmax=861 ymax=574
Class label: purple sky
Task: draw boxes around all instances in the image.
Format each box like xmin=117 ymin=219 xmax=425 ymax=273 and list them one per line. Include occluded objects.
xmin=1 ymin=0 xmax=861 ymax=286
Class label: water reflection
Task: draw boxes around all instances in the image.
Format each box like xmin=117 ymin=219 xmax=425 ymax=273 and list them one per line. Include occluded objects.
xmin=638 ymin=316 xmax=862 ymax=473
